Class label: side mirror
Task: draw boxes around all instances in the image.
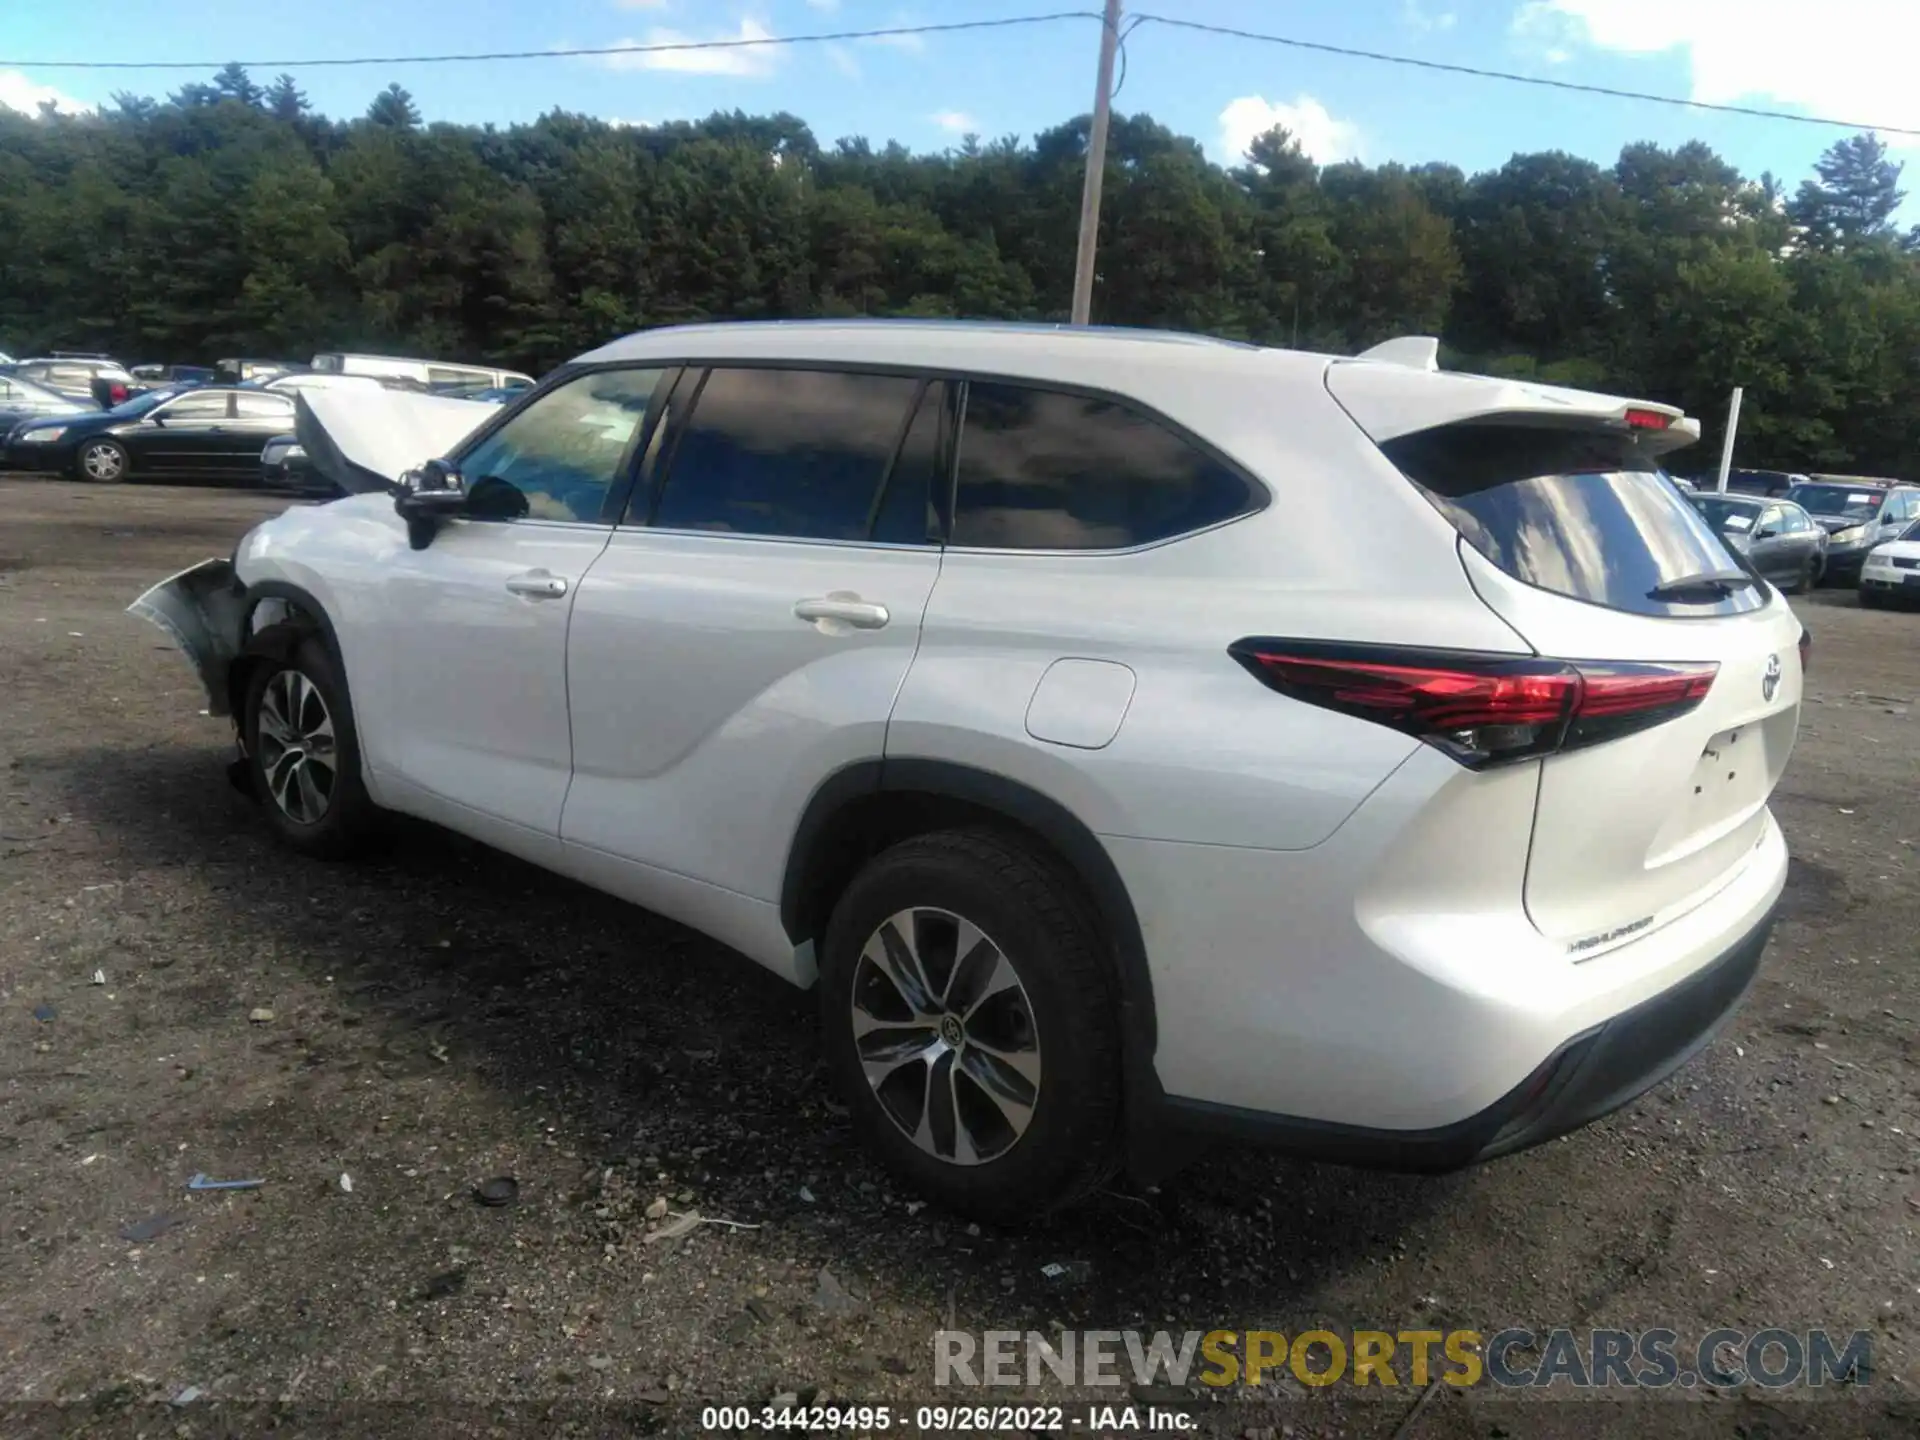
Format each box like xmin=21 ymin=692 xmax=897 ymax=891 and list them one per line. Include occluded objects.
xmin=1753 ymin=525 xmax=1779 ymax=541
xmin=394 ymin=457 xmax=468 ymax=550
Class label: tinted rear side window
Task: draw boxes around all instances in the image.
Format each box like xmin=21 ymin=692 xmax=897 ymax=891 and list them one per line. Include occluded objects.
xmin=652 ymin=367 xmax=924 ymax=541
xmin=951 ymin=382 xmax=1259 ymax=550
xmin=1382 ymin=421 xmax=1764 ymax=618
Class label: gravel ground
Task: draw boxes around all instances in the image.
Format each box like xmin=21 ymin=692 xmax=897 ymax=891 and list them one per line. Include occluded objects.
xmin=1 ymin=477 xmax=1917 ymax=1439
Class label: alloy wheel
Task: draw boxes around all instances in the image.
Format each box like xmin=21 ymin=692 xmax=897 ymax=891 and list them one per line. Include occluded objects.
xmin=81 ymin=442 xmax=124 ymax=481
xmin=850 ymin=907 xmax=1042 ymax=1165
xmin=255 ymin=668 xmax=337 ymax=825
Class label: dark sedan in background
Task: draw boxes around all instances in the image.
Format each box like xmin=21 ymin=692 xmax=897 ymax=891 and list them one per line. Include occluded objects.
xmin=1687 ymin=492 xmax=1827 ymax=592
xmin=4 ymin=386 xmax=296 ymax=483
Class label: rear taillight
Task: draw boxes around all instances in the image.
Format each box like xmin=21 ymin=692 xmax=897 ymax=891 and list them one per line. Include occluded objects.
xmin=1229 ymin=640 xmax=1718 ymax=768
xmin=109 ymin=383 xmax=128 ymax=404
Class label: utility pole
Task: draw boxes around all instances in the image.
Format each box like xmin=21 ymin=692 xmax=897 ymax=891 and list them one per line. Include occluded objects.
xmin=1069 ymin=0 xmax=1122 ymax=326
xmin=1715 ymin=386 xmax=1744 ymax=492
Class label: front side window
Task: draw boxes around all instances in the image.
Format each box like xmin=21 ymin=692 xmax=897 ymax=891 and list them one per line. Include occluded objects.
xmin=235 ymin=393 xmax=294 ymax=419
xmin=951 ymin=382 xmax=1259 ymax=550
xmin=458 ymin=367 xmax=663 ymax=523
xmin=649 ymin=367 xmax=926 ymax=542
xmin=158 ymin=392 xmax=231 ymax=420
xmin=1384 ymin=420 xmax=1764 ymax=618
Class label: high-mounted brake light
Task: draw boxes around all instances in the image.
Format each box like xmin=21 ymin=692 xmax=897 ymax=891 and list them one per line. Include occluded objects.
xmin=1229 ymin=641 xmax=1719 ymax=768
xmin=1623 ymin=408 xmax=1674 ymax=431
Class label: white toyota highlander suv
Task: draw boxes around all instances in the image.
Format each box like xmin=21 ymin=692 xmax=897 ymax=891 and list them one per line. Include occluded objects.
xmin=133 ymin=322 xmax=1801 ymax=1222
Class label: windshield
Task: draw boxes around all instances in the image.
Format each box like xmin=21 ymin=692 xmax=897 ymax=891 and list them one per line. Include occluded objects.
xmin=107 ymin=388 xmax=179 ymax=418
xmin=1689 ymin=496 xmax=1764 ymax=536
xmin=1789 ymin=484 xmax=1882 ymax=521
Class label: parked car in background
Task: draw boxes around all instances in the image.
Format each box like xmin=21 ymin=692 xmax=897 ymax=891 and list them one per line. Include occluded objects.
xmin=259 ymin=434 xmax=339 ymax=496
xmin=129 ymin=364 xmax=215 ymax=385
xmin=1686 ymin=492 xmax=1826 ymax=593
xmin=7 ymin=356 xmax=133 ymax=403
xmin=6 ymin=385 xmax=295 ymax=483
xmin=0 ymin=371 xmax=93 ymax=439
xmin=1785 ymin=479 xmax=1920 ymax=585
xmin=94 ymin=364 xmax=217 ymax=409
xmin=310 ymin=351 xmax=535 ymax=391
xmin=258 ymin=372 xmax=387 ymax=396
xmin=1860 ymin=518 xmax=1920 ymax=609
xmin=1718 ymin=468 xmax=1810 ymax=498
xmin=215 ymin=358 xmax=304 ymax=385
xmin=132 ymin=322 xmax=1800 ymax=1220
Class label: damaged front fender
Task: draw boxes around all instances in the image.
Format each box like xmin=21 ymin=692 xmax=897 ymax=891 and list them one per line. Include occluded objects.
xmin=126 ymin=558 xmax=248 ymax=718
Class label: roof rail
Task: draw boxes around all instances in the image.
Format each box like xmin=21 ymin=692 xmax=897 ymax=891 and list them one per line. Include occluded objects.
xmin=1355 ymin=336 xmax=1440 ymax=372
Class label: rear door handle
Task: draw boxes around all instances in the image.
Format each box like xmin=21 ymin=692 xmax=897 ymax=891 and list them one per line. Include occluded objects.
xmin=505 ymin=569 xmax=569 ymax=600
xmin=793 ymin=594 xmax=889 ymax=630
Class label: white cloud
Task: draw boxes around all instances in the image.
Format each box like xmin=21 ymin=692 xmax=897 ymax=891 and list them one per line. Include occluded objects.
xmin=825 ymin=43 xmax=861 ymax=78
xmin=931 ymin=110 xmax=977 ymax=135
xmin=0 ymin=70 xmax=90 ymax=117
xmin=863 ymin=31 xmax=927 ymax=53
xmin=1512 ymin=1 xmax=1920 ymax=145
xmin=595 ymin=17 xmax=782 ymax=77
xmin=1217 ymin=94 xmax=1362 ymax=165
xmin=1403 ymin=1 xmax=1458 ymax=31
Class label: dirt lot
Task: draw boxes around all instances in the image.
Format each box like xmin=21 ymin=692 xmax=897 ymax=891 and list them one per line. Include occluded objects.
xmin=1 ymin=476 xmax=1917 ymax=1439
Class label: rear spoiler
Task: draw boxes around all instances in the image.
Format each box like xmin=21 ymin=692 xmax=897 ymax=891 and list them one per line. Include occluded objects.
xmin=1329 ymin=339 xmax=1701 ymax=456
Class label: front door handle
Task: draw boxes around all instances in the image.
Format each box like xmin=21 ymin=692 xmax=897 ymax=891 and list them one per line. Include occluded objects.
xmin=505 ymin=569 xmax=569 ymax=600
xmin=793 ymin=593 xmax=890 ymax=630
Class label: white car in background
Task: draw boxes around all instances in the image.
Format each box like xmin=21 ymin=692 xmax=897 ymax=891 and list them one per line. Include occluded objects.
xmin=1859 ymin=518 xmax=1920 ymax=608
xmin=132 ymin=322 xmax=1802 ymax=1221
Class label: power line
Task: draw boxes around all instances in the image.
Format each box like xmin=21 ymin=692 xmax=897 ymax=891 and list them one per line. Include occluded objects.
xmin=0 ymin=12 xmax=1100 ymax=72
xmin=1130 ymin=13 xmax=1920 ymax=139
xmin=7 ymin=7 xmax=1917 ymax=141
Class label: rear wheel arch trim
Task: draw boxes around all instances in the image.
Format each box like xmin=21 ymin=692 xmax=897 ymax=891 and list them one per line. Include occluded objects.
xmin=780 ymin=757 xmax=1160 ymax=1069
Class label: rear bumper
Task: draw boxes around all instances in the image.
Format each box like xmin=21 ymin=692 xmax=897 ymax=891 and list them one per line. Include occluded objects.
xmin=1159 ymin=900 xmax=1773 ymax=1171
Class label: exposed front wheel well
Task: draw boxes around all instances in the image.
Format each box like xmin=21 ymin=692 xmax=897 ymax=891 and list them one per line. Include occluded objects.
xmin=225 ymin=587 xmax=337 ymax=724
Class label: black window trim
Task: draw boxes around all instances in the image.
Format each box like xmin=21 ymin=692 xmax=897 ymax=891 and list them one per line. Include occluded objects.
xmin=537 ymin=355 xmax=1267 ymax=555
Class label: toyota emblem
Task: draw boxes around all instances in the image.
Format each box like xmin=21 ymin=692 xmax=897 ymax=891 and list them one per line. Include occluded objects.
xmin=1762 ymin=653 xmax=1782 ymax=702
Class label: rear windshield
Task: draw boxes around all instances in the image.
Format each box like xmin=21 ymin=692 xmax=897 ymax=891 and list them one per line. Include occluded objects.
xmin=1381 ymin=420 xmax=1765 ymax=618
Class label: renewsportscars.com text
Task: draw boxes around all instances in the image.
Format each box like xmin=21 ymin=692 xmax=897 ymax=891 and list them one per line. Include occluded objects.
xmin=934 ymin=1327 xmax=1872 ymax=1390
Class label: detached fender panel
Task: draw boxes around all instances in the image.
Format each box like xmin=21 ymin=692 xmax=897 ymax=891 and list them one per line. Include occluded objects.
xmin=126 ymin=559 xmax=247 ymax=717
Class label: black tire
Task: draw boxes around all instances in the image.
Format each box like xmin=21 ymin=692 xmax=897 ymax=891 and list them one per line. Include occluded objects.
xmin=242 ymin=631 xmax=379 ymax=859
xmin=817 ymin=827 xmax=1122 ymax=1224
xmin=1860 ymin=587 xmax=1884 ymax=610
xmin=1788 ymin=557 xmax=1816 ymax=596
xmin=75 ymin=437 xmax=129 ymax=484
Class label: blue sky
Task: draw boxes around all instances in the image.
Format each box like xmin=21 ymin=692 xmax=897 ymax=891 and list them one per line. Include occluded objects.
xmin=4 ymin=0 xmax=1917 ymax=216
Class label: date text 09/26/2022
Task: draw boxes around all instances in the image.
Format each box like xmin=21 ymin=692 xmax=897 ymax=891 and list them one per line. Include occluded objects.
xmin=700 ymin=1404 xmax=1193 ymax=1432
